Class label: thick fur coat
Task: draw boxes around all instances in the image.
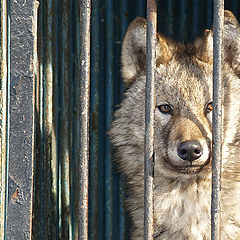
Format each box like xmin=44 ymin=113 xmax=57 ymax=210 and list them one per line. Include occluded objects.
xmin=110 ymin=11 xmax=240 ymax=240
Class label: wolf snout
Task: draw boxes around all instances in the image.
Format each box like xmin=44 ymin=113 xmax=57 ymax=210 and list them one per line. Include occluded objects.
xmin=177 ymin=140 xmax=203 ymax=162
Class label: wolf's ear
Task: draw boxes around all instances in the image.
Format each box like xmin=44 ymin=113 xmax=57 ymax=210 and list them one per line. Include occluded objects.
xmin=223 ymin=10 xmax=240 ymax=74
xmin=194 ymin=29 xmax=213 ymax=63
xmin=121 ymin=17 xmax=172 ymax=85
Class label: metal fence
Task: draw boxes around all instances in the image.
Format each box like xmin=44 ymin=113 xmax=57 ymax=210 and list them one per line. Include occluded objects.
xmin=0 ymin=0 xmax=239 ymax=239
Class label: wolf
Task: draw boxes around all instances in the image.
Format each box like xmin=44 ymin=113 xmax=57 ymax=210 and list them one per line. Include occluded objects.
xmin=110 ymin=11 xmax=240 ymax=240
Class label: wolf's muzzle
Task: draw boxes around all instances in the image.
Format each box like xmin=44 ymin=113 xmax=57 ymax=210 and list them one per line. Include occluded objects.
xmin=177 ymin=140 xmax=203 ymax=162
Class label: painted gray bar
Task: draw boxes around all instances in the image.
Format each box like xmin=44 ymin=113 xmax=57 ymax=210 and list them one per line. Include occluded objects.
xmin=144 ymin=0 xmax=157 ymax=239
xmin=78 ymin=0 xmax=91 ymax=239
xmin=211 ymin=0 xmax=224 ymax=239
xmin=0 ymin=0 xmax=8 ymax=238
xmin=6 ymin=1 xmax=38 ymax=239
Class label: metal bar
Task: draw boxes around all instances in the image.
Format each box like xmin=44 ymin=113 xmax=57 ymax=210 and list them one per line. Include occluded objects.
xmin=144 ymin=1 xmax=157 ymax=240
xmin=88 ymin=0 xmax=100 ymax=238
xmin=137 ymin=0 xmax=146 ymax=17
xmin=206 ymin=0 xmax=213 ymax=28
xmin=60 ymin=0 xmax=72 ymax=238
xmin=105 ymin=0 xmax=114 ymax=238
xmin=119 ymin=2 xmax=128 ymax=239
xmin=166 ymin=0 xmax=173 ymax=36
xmin=33 ymin=1 xmax=45 ymax=237
xmin=45 ymin=0 xmax=59 ymax=238
xmin=69 ymin=2 xmax=76 ymax=238
xmin=192 ymin=0 xmax=199 ymax=38
xmin=211 ymin=0 xmax=224 ymax=240
xmin=78 ymin=0 xmax=91 ymax=239
xmin=178 ymin=0 xmax=186 ymax=40
xmin=6 ymin=1 xmax=38 ymax=239
xmin=96 ymin=0 xmax=105 ymax=237
xmin=0 ymin=0 xmax=8 ymax=238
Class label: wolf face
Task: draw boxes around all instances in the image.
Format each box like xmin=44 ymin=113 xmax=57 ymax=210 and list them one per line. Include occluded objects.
xmin=110 ymin=11 xmax=240 ymax=240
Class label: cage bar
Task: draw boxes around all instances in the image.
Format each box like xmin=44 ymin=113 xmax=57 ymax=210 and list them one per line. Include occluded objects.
xmin=211 ymin=0 xmax=224 ymax=239
xmin=88 ymin=0 xmax=100 ymax=238
xmin=60 ymin=0 xmax=72 ymax=237
xmin=6 ymin=1 xmax=38 ymax=239
xmin=0 ymin=0 xmax=8 ymax=238
xmin=144 ymin=0 xmax=157 ymax=239
xmin=78 ymin=0 xmax=91 ymax=239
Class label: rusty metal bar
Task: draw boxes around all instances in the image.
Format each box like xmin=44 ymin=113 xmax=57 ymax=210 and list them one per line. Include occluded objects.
xmin=211 ymin=0 xmax=224 ymax=240
xmin=78 ymin=0 xmax=91 ymax=239
xmin=6 ymin=1 xmax=38 ymax=239
xmin=0 ymin=0 xmax=8 ymax=238
xmin=144 ymin=1 xmax=157 ymax=240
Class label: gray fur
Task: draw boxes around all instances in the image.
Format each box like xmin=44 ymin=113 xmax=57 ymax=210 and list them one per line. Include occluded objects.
xmin=110 ymin=10 xmax=240 ymax=239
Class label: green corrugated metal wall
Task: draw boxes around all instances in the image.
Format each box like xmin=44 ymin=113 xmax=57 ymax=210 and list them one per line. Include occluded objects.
xmin=1 ymin=0 xmax=240 ymax=239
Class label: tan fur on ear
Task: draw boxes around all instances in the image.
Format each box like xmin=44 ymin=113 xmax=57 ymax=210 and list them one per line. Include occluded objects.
xmin=223 ymin=10 xmax=240 ymax=74
xmin=224 ymin=10 xmax=239 ymax=26
xmin=156 ymin=34 xmax=172 ymax=66
xmin=121 ymin=17 xmax=172 ymax=86
xmin=121 ymin=17 xmax=147 ymax=85
xmin=194 ymin=29 xmax=213 ymax=63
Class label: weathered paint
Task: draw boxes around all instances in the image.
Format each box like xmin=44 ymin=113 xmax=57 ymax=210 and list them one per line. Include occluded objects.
xmin=144 ymin=1 xmax=157 ymax=239
xmin=78 ymin=0 xmax=91 ymax=239
xmin=211 ymin=0 xmax=224 ymax=239
xmin=5 ymin=1 xmax=38 ymax=239
xmin=0 ymin=0 xmax=8 ymax=239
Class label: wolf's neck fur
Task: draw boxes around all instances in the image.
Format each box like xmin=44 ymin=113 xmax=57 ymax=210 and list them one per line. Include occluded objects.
xmin=153 ymin=174 xmax=212 ymax=240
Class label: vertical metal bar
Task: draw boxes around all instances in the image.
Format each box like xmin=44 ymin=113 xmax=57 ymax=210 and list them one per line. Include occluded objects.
xmin=34 ymin=1 xmax=45 ymax=237
xmin=6 ymin=1 xmax=38 ymax=239
xmin=166 ymin=0 xmax=173 ymax=36
xmin=137 ymin=1 xmax=146 ymax=17
xmin=45 ymin=0 xmax=59 ymax=238
xmin=97 ymin=0 xmax=105 ymax=237
xmin=88 ymin=0 xmax=100 ymax=238
xmin=144 ymin=1 xmax=157 ymax=240
xmin=178 ymin=0 xmax=186 ymax=40
xmin=60 ymin=0 xmax=72 ymax=238
xmin=0 ymin=0 xmax=8 ymax=238
xmin=211 ymin=0 xmax=224 ymax=240
xmin=105 ymin=0 xmax=114 ymax=238
xmin=78 ymin=0 xmax=91 ymax=239
xmin=119 ymin=2 xmax=128 ymax=239
xmin=192 ymin=0 xmax=199 ymax=38
xmin=231 ymin=0 xmax=238 ymax=11
xmin=45 ymin=2 xmax=54 ymax=237
xmin=206 ymin=0 xmax=213 ymax=28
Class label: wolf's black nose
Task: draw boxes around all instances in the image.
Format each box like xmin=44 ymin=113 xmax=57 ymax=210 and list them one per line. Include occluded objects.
xmin=177 ymin=140 xmax=203 ymax=162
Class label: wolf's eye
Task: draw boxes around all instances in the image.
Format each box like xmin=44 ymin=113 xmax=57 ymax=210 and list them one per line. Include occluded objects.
xmin=206 ymin=102 xmax=213 ymax=114
xmin=157 ymin=104 xmax=173 ymax=114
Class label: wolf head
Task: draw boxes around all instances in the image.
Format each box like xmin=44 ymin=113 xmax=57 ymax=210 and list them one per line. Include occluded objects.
xmin=110 ymin=11 xmax=240 ymax=179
